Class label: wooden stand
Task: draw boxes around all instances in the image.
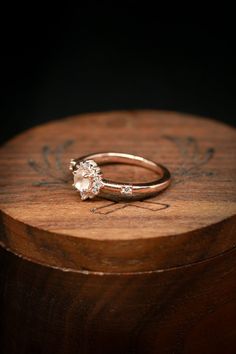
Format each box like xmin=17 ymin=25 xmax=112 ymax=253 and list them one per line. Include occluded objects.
xmin=0 ymin=110 xmax=235 ymax=354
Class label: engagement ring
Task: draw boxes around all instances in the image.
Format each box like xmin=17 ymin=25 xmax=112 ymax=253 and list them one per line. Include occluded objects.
xmin=69 ymin=152 xmax=171 ymax=201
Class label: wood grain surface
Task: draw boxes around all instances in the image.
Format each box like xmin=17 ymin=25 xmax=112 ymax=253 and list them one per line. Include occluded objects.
xmin=0 ymin=110 xmax=235 ymax=272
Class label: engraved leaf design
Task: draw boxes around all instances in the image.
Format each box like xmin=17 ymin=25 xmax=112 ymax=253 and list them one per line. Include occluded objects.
xmin=28 ymin=140 xmax=74 ymax=186
xmin=163 ymin=135 xmax=215 ymax=184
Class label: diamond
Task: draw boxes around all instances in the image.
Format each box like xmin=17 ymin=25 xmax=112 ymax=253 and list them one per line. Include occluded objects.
xmin=121 ymin=185 xmax=133 ymax=196
xmin=72 ymin=159 xmax=103 ymax=200
xmin=74 ymin=170 xmax=92 ymax=192
xmin=92 ymin=186 xmax=99 ymax=194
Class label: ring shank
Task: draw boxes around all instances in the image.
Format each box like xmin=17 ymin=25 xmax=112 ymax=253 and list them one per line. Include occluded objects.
xmin=75 ymin=152 xmax=171 ymax=201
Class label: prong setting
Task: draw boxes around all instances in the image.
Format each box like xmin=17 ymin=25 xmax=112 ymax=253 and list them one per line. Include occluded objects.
xmin=70 ymin=159 xmax=103 ymax=200
xmin=69 ymin=159 xmax=77 ymax=171
xmin=121 ymin=185 xmax=133 ymax=196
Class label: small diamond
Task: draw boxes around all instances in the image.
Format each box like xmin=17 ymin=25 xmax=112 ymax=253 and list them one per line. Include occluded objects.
xmin=121 ymin=185 xmax=133 ymax=196
xmin=94 ymin=176 xmax=102 ymax=184
xmin=83 ymin=160 xmax=97 ymax=168
xmin=91 ymin=167 xmax=101 ymax=175
xmin=92 ymin=177 xmax=103 ymax=195
xmin=92 ymin=186 xmax=99 ymax=194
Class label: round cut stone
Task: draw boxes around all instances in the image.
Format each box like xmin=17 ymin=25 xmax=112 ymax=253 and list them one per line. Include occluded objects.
xmin=74 ymin=170 xmax=91 ymax=192
xmin=72 ymin=159 xmax=103 ymax=200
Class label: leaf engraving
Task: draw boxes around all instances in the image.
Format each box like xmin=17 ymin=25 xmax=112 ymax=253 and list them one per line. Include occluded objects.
xmin=28 ymin=140 xmax=74 ymax=186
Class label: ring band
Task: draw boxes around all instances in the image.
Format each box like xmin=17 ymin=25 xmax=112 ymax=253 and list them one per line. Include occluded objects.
xmin=69 ymin=152 xmax=171 ymax=201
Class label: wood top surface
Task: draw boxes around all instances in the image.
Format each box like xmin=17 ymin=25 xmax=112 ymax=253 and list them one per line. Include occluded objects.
xmin=0 ymin=111 xmax=235 ymax=272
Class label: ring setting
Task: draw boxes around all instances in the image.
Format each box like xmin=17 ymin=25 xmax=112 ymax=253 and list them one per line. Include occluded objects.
xmin=70 ymin=159 xmax=103 ymax=200
xmin=69 ymin=152 xmax=171 ymax=202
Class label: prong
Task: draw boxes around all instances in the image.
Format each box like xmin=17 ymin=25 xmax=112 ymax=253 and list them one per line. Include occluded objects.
xmin=69 ymin=159 xmax=77 ymax=170
xmin=81 ymin=193 xmax=88 ymax=200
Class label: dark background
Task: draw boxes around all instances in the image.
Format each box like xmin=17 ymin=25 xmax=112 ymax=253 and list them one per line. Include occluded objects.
xmin=1 ymin=10 xmax=235 ymax=145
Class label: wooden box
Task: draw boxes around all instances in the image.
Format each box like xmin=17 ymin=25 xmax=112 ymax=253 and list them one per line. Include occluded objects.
xmin=0 ymin=110 xmax=235 ymax=354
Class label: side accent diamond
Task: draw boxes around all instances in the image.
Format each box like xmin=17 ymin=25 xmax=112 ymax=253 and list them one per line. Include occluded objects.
xmin=121 ymin=185 xmax=133 ymax=196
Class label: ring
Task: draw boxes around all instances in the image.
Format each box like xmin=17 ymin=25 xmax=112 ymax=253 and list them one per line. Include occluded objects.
xmin=69 ymin=152 xmax=171 ymax=201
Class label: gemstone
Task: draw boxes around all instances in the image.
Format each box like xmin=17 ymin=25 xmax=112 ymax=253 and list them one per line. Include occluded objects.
xmin=121 ymin=185 xmax=133 ymax=196
xmin=72 ymin=159 xmax=103 ymax=200
xmin=74 ymin=170 xmax=91 ymax=192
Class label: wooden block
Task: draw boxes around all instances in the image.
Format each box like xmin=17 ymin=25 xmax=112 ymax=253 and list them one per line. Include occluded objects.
xmin=0 ymin=110 xmax=235 ymax=353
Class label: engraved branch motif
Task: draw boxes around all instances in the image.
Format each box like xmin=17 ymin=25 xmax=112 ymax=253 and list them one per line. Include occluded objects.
xmin=28 ymin=140 xmax=74 ymax=186
xmin=163 ymin=135 xmax=215 ymax=184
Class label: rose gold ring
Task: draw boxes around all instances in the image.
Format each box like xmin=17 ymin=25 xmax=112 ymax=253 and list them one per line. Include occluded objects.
xmin=69 ymin=152 xmax=171 ymax=201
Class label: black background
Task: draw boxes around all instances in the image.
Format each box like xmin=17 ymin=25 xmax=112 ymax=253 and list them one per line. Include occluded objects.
xmin=1 ymin=9 xmax=235 ymax=145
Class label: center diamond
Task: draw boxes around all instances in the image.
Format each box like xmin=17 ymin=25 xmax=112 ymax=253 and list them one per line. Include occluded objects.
xmin=74 ymin=170 xmax=92 ymax=193
xmin=71 ymin=160 xmax=103 ymax=200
